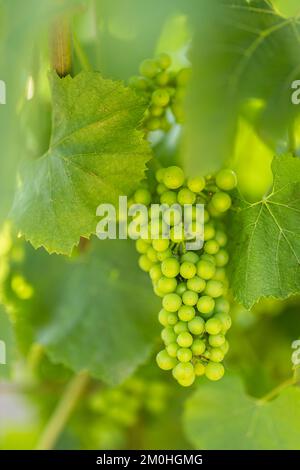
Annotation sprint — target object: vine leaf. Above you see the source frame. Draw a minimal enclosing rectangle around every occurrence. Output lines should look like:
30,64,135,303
229,154,300,308
183,375,300,450
11,71,151,255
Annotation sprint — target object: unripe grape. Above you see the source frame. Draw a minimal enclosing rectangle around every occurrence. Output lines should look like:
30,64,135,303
208,334,225,347
180,261,197,279
204,223,215,241
197,296,215,314
197,260,215,280
215,249,229,267
215,230,227,247
177,331,193,348
187,276,206,293
157,248,172,261
156,350,177,370
172,362,194,381
167,313,178,326
194,362,206,376
140,58,159,78
209,348,224,363
161,327,177,345
152,239,169,252
176,68,192,86
157,276,177,294
205,318,222,335
177,188,196,205
177,348,193,363
192,339,206,356
152,89,170,107
136,238,149,254
171,102,185,123
205,362,224,381
213,267,226,282
157,52,172,70
147,117,161,131
129,75,150,90
161,257,180,278
176,282,187,296
201,254,216,264
215,313,232,331
139,255,153,272
170,225,185,243
158,309,169,326
150,105,164,117
147,246,158,263
156,71,170,86
187,176,206,193
178,305,195,322
220,340,230,355
160,190,177,205
166,342,179,358
153,285,164,297
181,252,199,264
188,316,205,335
134,188,151,206
182,290,198,306
216,169,237,191
157,183,168,195
177,375,195,387
204,240,219,255
211,192,232,213
163,207,182,226
155,168,166,183
149,264,162,281
205,280,223,298
163,293,182,312
214,297,230,314
174,321,188,335
163,166,185,189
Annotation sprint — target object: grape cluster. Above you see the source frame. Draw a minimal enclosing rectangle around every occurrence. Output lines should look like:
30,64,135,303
134,166,237,387
129,53,191,132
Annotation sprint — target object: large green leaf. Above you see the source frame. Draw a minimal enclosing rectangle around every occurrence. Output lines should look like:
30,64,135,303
229,154,300,308
183,0,300,175
11,71,151,255
183,375,300,450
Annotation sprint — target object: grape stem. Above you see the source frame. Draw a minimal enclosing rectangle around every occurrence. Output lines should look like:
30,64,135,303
258,375,297,404
50,15,72,77
35,371,90,450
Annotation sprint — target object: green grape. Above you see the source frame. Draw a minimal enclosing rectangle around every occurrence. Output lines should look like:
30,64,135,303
204,209,210,223
173,361,194,381
194,362,206,376
157,52,172,69
214,297,230,314
163,207,182,226
205,362,224,381
177,331,193,348
209,334,225,347
192,339,206,356
155,168,166,183
220,340,230,355
215,249,229,267
158,309,169,326
215,313,232,331
187,276,206,293
204,280,224,298
163,166,185,189
169,224,185,243
188,316,205,335
149,264,162,281
176,68,192,86
150,105,164,117
176,282,187,296
135,238,149,254
167,313,178,326
174,321,188,335
201,253,216,264
177,348,193,363
171,102,185,123
182,290,198,306
204,223,215,241
197,295,215,314
157,183,168,195
140,58,159,78
197,260,216,280
160,190,178,205
205,318,222,335
187,176,206,193
153,285,164,297
134,188,151,206
161,257,180,278
204,240,219,255
157,248,173,261
211,192,232,213
152,89,170,107
216,169,237,191
209,348,224,363
129,75,150,90
177,188,196,205
162,293,182,312
156,71,170,86
180,261,197,279
138,255,153,272
166,342,179,358
157,276,177,294
152,239,169,252
178,305,195,322
147,246,158,263
213,267,226,281
181,252,199,264
147,117,161,131
215,230,227,247
161,327,177,345
156,350,177,370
